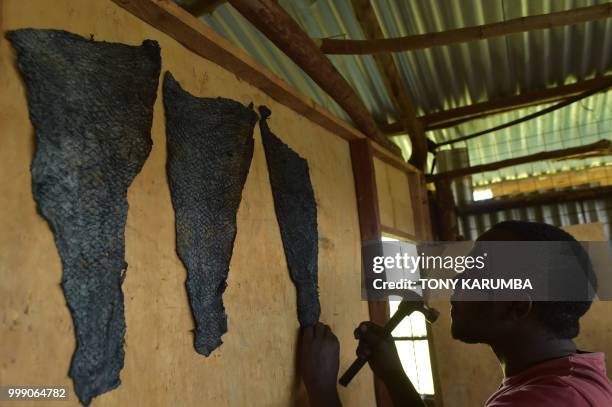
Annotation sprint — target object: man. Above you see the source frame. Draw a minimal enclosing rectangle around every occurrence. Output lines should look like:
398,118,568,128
298,221,612,406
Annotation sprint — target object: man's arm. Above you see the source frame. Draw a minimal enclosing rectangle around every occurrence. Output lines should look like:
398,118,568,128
297,321,425,407
356,322,426,407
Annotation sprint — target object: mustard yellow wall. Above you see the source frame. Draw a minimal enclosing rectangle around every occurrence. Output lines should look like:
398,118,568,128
0,0,375,405
373,157,416,237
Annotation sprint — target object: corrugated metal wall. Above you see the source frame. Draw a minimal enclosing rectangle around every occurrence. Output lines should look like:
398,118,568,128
458,193,612,239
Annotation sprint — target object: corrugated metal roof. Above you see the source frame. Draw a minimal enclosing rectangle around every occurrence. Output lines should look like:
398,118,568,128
201,0,391,122
187,0,611,183
438,91,612,186
372,0,612,114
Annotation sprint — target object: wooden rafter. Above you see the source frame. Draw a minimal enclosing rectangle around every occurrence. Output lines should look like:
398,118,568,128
181,0,226,16
476,165,610,197
428,140,612,182
435,83,611,148
350,0,428,170
227,0,398,153
457,185,612,216
381,75,612,134
318,3,612,54
111,0,404,155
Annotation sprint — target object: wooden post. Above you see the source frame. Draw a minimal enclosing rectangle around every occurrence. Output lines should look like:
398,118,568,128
350,0,428,171
434,180,458,241
349,138,394,407
408,172,433,241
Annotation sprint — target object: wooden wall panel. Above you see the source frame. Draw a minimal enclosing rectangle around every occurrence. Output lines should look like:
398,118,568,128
373,157,395,230
0,1,375,406
428,301,502,407
373,157,416,239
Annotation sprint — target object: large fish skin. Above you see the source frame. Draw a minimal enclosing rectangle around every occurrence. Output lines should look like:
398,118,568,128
7,29,160,405
258,106,320,327
163,72,257,356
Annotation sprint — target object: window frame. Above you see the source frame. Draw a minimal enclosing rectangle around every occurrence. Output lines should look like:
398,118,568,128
382,233,437,397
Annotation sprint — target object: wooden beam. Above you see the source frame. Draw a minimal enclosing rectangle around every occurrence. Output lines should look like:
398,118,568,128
407,172,434,241
475,165,612,197
435,84,611,147
318,3,612,54
381,75,612,134
349,139,394,407
227,0,398,153
428,140,612,182
434,180,459,241
181,0,226,16
111,0,411,158
457,185,612,216
350,0,428,170
371,143,418,174
351,139,384,242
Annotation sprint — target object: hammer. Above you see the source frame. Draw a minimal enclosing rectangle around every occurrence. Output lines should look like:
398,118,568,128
339,299,439,387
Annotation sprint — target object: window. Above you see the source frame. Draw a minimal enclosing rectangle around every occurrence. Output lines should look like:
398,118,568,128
388,300,435,395
473,188,493,201
382,235,435,396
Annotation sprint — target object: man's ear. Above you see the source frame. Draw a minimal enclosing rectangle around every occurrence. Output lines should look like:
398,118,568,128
507,298,533,320
496,299,532,322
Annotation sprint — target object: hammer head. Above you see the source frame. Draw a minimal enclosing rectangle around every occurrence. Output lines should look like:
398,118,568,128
397,299,439,323
421,305,440,323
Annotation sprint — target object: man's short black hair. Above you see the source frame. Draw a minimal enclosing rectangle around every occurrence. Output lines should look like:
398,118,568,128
490,220,597,339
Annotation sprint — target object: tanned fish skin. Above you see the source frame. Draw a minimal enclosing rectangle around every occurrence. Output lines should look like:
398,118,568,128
163,72,257,356
7,29,160,405
258,106,320,327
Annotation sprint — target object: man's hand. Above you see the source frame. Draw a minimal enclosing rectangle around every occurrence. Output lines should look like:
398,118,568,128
298,323,342,407
355,321,425,407
355,321,404,380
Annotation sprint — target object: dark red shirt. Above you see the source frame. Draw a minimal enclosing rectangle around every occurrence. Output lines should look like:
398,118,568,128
486,352,612,406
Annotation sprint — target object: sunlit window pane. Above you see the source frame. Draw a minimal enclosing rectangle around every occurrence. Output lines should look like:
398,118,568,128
389,301,428,338
395,340,435,395
473,188,493,201
409,312,427,337
389,300,413,337
413,340,435,394
395,340,418,385
384,234,434,396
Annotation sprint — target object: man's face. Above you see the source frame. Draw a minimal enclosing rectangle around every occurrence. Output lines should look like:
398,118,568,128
450,228,521,344
450,300,490,343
